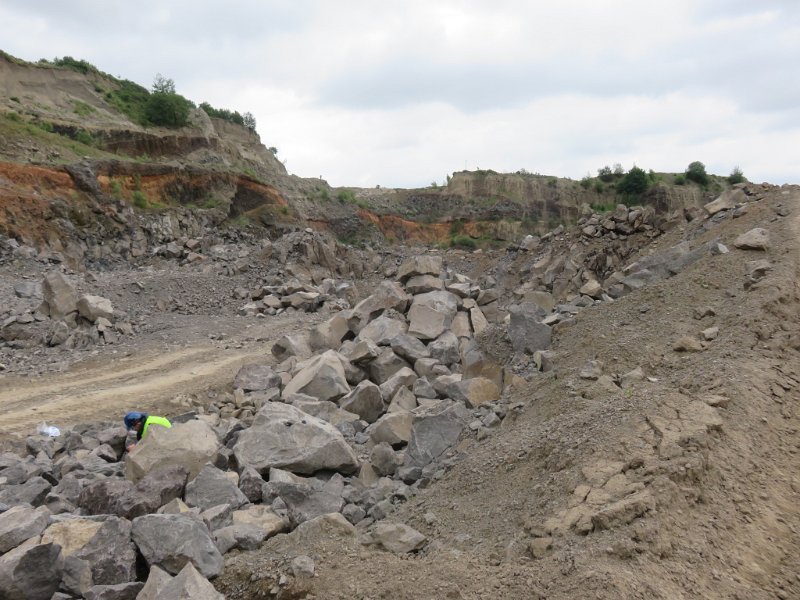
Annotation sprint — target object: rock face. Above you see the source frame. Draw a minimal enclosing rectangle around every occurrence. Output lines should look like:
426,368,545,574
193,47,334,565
233,402,360,476
124,420,221,483
131,514,224,578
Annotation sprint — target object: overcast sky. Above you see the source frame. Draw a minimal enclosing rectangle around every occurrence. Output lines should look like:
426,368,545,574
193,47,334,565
2,1,798,187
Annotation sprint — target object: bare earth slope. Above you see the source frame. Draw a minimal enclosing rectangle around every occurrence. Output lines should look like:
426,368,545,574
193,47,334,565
216,188,800,599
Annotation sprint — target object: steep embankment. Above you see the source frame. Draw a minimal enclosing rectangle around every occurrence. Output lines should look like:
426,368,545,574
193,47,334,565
217,186,800,599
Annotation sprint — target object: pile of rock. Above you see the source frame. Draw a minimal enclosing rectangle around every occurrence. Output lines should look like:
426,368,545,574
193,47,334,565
577,204,658,241
0,254,522,598
236,277,354,316
0,270,131,350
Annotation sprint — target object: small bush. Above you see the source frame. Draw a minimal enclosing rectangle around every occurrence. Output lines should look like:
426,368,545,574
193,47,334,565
728,166,746,184
131,190,148,208
685,161,709,186
580,176,592,190
450,234,477,249
594,181,604,194
10,96,20,103
109,180,122,198
616,166,649,196
73,101,95,116
74,129,93,146
597,166,614,182
674,174,686,185
5,111,21,122
36,121,54,133
337,189,357,204
145,92,191,127
590,202,615,213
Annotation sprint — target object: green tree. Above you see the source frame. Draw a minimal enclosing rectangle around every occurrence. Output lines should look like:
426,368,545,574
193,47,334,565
617,166,649,196
145,92,191,127
685,161,709,186
728,166,746,184
243,112,256,132
597,165,614,182
152,73,176,94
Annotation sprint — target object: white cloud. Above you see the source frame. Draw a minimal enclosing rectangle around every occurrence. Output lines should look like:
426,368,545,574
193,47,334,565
0,0,798,186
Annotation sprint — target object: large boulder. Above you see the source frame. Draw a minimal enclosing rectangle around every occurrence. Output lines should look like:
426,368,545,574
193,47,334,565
734,228,770,250
267,480,345,527
407,291,459,340
231,505,290,537
233,402,359,476
339,380,385,423
397,256,443,282
0,505,49,553
42,271,78,319
704,188,746,215
131,514,223,578
77,295,114,323
348,281,411,333
282,350,350,402
157,562,224,600
0,542,63,600
368,412,414,446
124,420,220,483
42,516,137,586
508,303,552,354
78,466,188,518
356,315,408,346
0,476,51,507
233,364,281,392
83,582,143,599
405,401,471,468
185,465,248,512
447,377,501,408
369,348,412,384
308,314,350,351
389,333,430,362
370,522,427,553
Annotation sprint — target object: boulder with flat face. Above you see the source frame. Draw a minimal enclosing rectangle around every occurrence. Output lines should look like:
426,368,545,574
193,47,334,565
0,542,64,600
507,303,552,354
234,402,359,476
124,420,220,483
77,295,114,323
356,315,408,346
0,505,49,554
348,281,411,333
185,465,249,512
233,364,281,392
42,271,78,319
397,256,443,282
282,350,350,403
339,380,385,423
157,562,224,599
131,514,223,578
405,401,471,468
407,291,459,340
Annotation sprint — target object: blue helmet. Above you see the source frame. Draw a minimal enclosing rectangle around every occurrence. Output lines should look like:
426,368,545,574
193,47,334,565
124,412,146,430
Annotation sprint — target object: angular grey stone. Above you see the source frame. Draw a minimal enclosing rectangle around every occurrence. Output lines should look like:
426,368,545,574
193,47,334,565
41,515,137,586
446,377,501,408
131,514,223,578
271,334,312,362
405,274,444,294
508,303,552,354
397,256,443,282
0,476,51,507
234,402,359,476
378,367,418,402
370,443,399,476
387,386,418,413
213,523,267,554
268,480,345,527
124,420,220,483
185,465,248,512
390,333,431,362
356,315,408,346
733,227,770,250
157,562,224,600
405,402,471,468
77,295,114,323
339,380,385,423
369,348,411,384
407,291,459,340
348,281,411,333
0,505,49,553
134,566,172,600
233,364,281,392
370,522,426,553
200,504,233,531
0,542,63,600
308,313,349,352
367,412,414,447
42,271,78,319
83,581,143,600
238,466,264,503
342,338,380,364
428,331,460,365
282,350,351,402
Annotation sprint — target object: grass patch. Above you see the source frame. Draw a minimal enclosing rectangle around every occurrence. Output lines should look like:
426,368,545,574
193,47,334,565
450,234,477,249
131,190,148,209
590,202,616,213
73,100,96,117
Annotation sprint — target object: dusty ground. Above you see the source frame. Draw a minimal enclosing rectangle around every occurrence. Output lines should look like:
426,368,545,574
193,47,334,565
1,187,798,599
